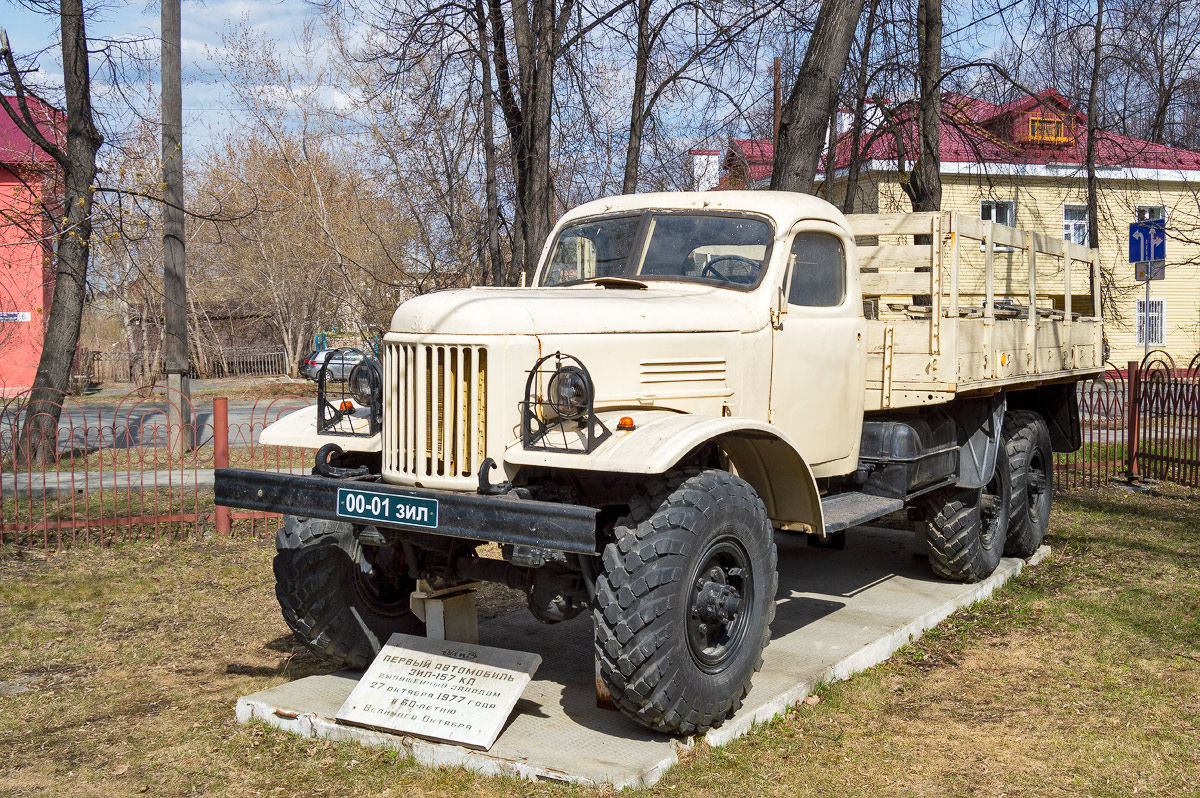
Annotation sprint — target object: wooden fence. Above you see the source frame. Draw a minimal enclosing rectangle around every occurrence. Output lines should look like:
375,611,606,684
75,346,289,385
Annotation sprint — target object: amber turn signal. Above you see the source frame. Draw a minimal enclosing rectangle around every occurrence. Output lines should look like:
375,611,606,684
617,416,635,431
339,400,354,412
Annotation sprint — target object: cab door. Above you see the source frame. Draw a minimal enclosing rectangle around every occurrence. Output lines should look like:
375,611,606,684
769,223,866,474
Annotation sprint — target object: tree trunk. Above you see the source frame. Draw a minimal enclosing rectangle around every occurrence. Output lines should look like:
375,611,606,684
908,0,942,214
1086,0,1103,251
475,0,505,287
841,0,881,214
18,0,102,462
770,0,865,193
622,0,651,194
489,0,574,284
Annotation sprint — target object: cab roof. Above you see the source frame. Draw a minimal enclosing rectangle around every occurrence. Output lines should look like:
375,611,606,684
555,191,854,236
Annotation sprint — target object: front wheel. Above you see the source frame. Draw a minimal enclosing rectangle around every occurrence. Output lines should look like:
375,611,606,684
273,516,424,669
594,469,777,735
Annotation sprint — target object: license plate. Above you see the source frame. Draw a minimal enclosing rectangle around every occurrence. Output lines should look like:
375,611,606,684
335,487,439,529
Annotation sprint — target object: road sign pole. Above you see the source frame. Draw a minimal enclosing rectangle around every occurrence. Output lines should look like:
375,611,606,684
1145,278,1151,358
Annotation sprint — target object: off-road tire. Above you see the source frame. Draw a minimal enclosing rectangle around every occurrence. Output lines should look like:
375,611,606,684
1002,410,1053,557
921,450,1010,582
594,468,778,735
274,516,423,669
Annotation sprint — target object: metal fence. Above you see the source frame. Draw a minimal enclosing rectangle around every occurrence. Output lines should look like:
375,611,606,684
0,387,314,548
1055,351,1200,490
4,355,1197,550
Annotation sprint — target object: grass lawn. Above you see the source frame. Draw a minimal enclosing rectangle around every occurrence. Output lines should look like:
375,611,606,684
0,485,1197,797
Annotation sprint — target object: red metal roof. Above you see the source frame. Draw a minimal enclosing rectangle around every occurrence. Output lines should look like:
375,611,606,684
718,89,1200,185
0,96,62,167
832,89,1200,172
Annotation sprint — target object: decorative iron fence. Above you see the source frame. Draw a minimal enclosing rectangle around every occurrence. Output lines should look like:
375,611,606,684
0,387,313,548
1055,351,1200,490
4,352,1197,550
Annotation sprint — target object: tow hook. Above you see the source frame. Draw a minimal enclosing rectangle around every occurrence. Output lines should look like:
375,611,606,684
477,458,514,495
313,443,370,479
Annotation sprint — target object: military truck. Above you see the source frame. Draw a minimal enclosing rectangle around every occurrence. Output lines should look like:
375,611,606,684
216,191,1103,736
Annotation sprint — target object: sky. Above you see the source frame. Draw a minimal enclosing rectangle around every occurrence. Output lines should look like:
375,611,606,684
1,0,322,146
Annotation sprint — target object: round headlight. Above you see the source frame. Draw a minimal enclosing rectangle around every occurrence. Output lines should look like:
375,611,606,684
348,360,380,405
547,366,589,420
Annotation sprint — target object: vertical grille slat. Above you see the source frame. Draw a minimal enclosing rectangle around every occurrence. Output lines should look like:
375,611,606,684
384,341,488,485
406,344,416,473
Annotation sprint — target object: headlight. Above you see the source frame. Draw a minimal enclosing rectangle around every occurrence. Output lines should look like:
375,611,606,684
348,360,381,405
547,366,590,420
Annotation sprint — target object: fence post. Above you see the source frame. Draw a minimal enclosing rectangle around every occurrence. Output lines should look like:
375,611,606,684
1127,361,1141,481
214,397,231,536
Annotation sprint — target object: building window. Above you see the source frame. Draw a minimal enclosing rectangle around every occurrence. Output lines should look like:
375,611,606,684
1137,298,1165,346
981,199,1016,252
1029,117,1070,142
1137,205,1167,222
981,199,1015,227
1063,205,1089,246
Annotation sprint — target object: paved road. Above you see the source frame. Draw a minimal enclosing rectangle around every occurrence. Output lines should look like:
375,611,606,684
0,465,308,499
2,398,312,451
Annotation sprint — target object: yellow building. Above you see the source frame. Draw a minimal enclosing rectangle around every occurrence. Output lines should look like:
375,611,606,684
721,90,1200,367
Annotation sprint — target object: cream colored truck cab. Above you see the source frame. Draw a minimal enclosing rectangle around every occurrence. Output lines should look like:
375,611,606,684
217,191,1102,737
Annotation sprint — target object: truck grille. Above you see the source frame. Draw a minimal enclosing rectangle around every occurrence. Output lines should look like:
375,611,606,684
383,342,487,482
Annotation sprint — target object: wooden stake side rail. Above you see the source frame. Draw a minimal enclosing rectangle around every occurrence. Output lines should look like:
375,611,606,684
848,211,1104,412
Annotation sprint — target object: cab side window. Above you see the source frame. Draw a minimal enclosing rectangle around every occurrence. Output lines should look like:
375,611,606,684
788,232,846,307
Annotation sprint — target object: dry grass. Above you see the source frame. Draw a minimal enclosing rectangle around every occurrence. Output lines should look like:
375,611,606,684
0,485,1197,797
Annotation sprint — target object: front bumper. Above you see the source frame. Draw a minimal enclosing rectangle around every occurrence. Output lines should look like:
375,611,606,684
214,469,599,555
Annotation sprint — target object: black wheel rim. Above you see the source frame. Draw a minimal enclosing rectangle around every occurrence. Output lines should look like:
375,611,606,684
686,537,754,673
350,544,414,618
1027,450,1048,522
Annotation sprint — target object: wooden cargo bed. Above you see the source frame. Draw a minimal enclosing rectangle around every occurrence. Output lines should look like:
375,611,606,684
847,211,1104,412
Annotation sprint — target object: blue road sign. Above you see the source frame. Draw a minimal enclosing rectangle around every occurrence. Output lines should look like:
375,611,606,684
1129,219,1166,262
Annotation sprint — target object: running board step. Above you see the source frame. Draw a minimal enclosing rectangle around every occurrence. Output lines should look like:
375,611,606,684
821,493,904,534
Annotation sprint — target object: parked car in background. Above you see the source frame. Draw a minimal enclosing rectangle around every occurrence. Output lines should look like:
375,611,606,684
301,350,332,380
298,350,318,376
305,348,365,381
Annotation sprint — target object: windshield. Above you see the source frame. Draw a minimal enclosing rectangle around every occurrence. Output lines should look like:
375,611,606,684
539,212,773,289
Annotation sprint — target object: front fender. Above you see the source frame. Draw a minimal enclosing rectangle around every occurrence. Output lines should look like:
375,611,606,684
504,411,823,533
259,404,381,452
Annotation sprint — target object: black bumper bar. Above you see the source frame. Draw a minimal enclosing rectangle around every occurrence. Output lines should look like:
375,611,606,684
214,468,599,555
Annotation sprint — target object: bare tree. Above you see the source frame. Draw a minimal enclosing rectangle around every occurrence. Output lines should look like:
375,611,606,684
771,0,865,193
907,0,942,214
1,6,102,460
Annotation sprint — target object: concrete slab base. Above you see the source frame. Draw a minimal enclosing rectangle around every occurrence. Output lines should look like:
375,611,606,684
237,527,1050,787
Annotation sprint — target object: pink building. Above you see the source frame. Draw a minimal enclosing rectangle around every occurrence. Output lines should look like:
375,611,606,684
0,97,62,395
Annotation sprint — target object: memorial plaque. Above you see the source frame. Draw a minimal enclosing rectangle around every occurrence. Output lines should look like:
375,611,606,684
335,633,541,750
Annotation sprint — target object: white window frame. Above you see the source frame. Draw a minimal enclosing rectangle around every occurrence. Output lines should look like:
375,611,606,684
980,199,1016,252
1136,205,1167,223
1136,298,1165,346
1063,204,1090,247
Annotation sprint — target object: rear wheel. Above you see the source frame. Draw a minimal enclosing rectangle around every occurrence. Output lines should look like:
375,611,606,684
1002,410,1053,557
594,469,777,735
274,516,423,669
921,448,1010,582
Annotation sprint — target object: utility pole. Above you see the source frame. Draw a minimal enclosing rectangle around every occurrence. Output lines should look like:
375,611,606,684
162,0,191,454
